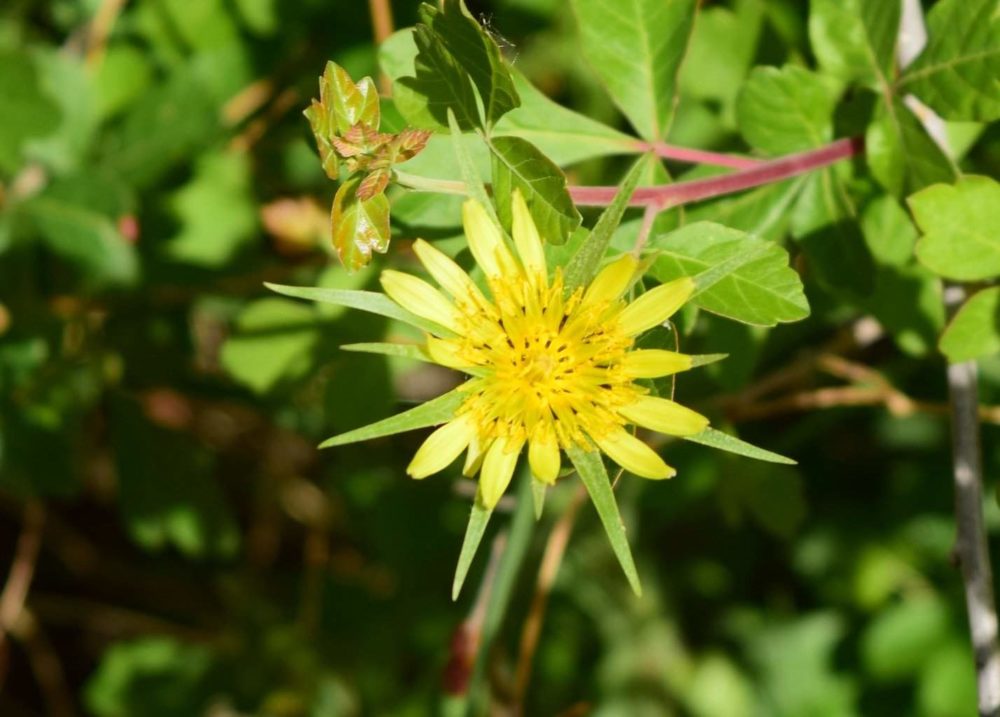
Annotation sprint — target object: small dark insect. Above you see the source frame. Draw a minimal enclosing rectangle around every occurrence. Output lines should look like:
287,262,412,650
478,13,519,63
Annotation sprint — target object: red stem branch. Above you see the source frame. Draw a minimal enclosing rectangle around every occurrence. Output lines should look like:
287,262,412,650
570,137,863,209
638,140,763,169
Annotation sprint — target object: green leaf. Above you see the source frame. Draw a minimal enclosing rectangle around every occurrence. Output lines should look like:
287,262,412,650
265,283,455,336
489,135,582,245
0,49,60,174
85,638,215,717
94,46,153,120
685,178,806,242
647,222,810,326
860,194,919,267
26,49,98,174
861,595,951,680
720,464,807,539
679,1,764,107
808,0,900,87
165,150,257,266
866,97,957,196
570,0,697,140
567,444,642,595
939,287,1000,363
684,427,796,465
898,0,1000,121
911,175,1000,281
564,157,647,290
861,265,945,356
420,1,519,129
22,183,138,289
113,399,239,559
397,18,480,131
101,64,218,189
452,493,493,600
791,168,876,297
736,65,840,154
494,71,636,166
318,387,465,448
219,298,320,394
331,176,391,272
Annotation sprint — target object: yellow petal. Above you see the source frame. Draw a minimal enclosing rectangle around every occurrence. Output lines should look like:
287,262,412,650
412,239,487,307
617,396,709,437
407,415,476,479
463,434,487,476
594,428,675,479
621,349,694,378
580,254,638,309
426,336,470,370
528,430,560,484
462,199,518,279
381,270,461,332
617,277,695,336
479,435,524,508
511,189,546,278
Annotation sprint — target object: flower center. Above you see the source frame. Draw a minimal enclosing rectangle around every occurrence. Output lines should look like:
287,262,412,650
452,275,641,448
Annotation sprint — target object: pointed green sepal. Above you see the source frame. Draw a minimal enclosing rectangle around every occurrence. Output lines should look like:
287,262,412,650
531,479,547,520
689,353,729,368
566,444,642,595
684,427,796,465
319,386,466,448
452,488,494,600
564,155,648,291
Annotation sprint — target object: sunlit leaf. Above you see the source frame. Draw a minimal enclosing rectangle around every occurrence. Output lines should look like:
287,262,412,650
910,175,1000,281
648,222,810,326
570,0,697,140
489,135,581,245
737,65,840,154
808,0,900,87
939,287,1000,363
898,0,1000,121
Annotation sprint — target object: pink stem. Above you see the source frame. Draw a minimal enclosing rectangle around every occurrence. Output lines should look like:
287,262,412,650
571,137,863,209
639,140,763,169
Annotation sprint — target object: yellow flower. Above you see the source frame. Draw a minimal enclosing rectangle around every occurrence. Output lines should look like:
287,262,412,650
381,192,708,509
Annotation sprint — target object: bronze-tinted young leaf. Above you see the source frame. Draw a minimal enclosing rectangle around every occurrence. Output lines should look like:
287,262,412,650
319,62,380,134
390,128,433,163
356,169,390,201
304,100,338,179
330,134,364,158
331,176,391,271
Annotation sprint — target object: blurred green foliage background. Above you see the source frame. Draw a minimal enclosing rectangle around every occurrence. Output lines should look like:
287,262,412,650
1,0,999,715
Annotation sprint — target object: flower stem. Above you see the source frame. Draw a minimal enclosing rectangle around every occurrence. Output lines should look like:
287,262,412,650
395,137,864,210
